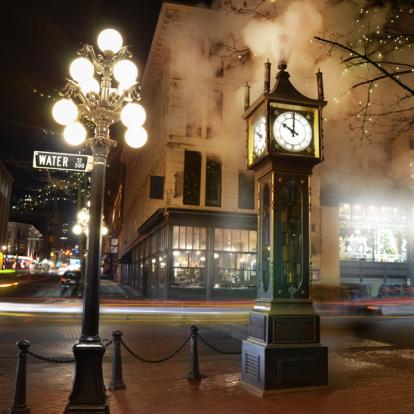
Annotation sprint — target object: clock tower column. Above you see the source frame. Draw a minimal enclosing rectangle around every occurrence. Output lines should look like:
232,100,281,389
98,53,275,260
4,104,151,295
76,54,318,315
241,62,328,395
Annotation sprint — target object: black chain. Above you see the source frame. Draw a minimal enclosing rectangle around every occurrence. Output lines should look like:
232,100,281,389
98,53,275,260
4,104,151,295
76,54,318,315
27,350,75,364
198,334,241,355
26,340,112,363
120,336,190,364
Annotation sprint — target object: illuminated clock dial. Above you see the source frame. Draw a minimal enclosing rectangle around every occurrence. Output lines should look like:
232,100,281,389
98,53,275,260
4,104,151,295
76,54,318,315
254,116,266,157
273,111,312,152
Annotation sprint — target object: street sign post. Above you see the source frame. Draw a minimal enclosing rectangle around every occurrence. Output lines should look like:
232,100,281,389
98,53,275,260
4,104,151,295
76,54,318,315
33,151,93,172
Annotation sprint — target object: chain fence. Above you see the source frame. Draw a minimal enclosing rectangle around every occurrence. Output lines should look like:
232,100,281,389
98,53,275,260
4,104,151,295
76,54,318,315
198,333,241,355
120,335,190,363
26,339,113,364
7,325,243,413
27,350,75,364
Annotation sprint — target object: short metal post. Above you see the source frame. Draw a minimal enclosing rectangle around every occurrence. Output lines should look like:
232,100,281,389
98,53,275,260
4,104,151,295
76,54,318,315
108,330,125,390
188,325,202,380
9,339,31,414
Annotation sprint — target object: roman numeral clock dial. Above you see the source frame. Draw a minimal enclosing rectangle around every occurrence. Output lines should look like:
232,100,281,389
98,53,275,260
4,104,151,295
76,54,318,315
273,111,312,152
254,116,266,157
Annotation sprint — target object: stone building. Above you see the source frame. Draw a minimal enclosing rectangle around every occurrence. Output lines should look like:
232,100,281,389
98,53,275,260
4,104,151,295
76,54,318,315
7,222,43,260
0,162,13,268
115,2,413,299
0,162,13,246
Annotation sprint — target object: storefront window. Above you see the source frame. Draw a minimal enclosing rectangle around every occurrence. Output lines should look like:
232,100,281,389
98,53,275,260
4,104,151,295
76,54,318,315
339,203,407,262
213,227,257,289
172,226,207,288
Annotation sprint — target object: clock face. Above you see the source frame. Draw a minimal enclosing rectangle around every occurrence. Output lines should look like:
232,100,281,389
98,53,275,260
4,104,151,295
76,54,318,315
254,116,266,157
273,111,312,152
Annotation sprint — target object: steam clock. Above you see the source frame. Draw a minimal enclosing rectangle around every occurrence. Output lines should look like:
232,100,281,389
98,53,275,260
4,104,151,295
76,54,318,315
241,62,328,394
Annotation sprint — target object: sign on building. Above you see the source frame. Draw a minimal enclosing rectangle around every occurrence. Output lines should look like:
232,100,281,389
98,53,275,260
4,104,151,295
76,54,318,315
33,151,93,172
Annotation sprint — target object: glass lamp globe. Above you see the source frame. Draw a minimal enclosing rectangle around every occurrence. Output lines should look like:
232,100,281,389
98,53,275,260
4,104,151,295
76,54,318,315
120,103,146,127
72,224,83,235
101,226,109,236
70,57,94,83
113,60,138,89
97,29,123,54
77,209,90,224
125,126,148,148
63,122,87,146
80,77,100,95
52,99,78,126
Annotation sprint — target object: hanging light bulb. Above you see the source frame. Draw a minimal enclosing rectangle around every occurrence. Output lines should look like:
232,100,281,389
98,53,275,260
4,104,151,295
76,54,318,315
77,209,90,224
125,126,148,148
80,77,100,95
97,28,123,54
72,224,83,235
52,99,78,125
70,57,94,83
63,122,87,146
120,103,146,127
101,226,108,236
113,60,138,89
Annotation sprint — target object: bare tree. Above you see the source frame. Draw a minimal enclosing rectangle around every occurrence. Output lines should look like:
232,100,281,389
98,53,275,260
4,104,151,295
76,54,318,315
314,3,413,142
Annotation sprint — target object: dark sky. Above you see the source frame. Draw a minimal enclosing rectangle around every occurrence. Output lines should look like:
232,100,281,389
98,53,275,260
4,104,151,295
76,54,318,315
0,0,211,228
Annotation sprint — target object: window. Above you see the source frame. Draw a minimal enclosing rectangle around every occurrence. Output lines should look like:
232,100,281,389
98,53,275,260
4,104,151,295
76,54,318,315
205,155,221,207
238,171,255,209
207,90,223,138
172,226,207,288
149,176,164,199
183,150,201,205
213,227,257,289
186,84,202,138
339,203,407,262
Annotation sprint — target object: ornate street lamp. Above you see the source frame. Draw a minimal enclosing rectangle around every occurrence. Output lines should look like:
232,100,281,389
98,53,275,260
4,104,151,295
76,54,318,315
52,28,148,413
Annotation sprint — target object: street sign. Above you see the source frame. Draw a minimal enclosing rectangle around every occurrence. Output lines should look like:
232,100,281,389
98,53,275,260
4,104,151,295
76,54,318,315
33,151,93,172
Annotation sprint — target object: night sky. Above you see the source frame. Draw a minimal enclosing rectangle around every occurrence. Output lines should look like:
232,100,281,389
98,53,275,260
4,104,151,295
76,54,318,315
0,0,211,229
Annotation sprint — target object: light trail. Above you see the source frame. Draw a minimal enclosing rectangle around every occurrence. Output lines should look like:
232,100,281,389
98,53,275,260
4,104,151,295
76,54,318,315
0,301,249,316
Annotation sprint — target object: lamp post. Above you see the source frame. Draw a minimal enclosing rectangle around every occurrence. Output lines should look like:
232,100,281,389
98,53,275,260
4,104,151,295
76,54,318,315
1,245,6,270
52,28,148,413
73,207,108,284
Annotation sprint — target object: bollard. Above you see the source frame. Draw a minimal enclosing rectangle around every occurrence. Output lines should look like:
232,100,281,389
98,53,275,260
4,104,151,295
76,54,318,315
187,325,202,380
108,330,126,390
8,339,31,414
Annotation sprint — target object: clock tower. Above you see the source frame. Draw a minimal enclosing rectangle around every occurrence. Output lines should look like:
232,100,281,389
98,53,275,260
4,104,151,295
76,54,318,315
241,62,328,394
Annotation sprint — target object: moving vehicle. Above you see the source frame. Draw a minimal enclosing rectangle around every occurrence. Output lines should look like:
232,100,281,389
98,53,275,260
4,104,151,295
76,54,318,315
60,270,81,288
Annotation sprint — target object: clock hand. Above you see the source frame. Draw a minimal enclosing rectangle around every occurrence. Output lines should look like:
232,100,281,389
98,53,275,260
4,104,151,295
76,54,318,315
292,113,296,134
282,123,298,137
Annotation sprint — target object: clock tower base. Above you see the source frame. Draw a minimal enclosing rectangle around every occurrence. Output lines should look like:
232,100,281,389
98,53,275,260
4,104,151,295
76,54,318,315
241,301,328,394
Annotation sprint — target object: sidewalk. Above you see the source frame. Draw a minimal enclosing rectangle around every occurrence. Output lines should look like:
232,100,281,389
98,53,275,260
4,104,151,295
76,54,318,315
2,320,414,413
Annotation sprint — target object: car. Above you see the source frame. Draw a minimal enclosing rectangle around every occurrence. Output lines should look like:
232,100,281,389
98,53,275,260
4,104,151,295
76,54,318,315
60,270,81,288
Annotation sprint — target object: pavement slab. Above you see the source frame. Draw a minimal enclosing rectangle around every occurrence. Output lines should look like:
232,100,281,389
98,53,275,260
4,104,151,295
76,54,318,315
1,317,414,413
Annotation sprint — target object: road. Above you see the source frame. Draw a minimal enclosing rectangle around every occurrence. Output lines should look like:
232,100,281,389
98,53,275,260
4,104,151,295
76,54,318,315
1,274,414,413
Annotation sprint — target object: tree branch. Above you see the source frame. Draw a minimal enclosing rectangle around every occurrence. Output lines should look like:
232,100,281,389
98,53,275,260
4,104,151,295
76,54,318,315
314,36,414,95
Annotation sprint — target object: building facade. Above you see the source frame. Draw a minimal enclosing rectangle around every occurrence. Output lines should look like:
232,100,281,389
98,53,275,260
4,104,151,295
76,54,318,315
7,222,43,261
116,2,414,299
0,162,13,269
0,162,13,245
